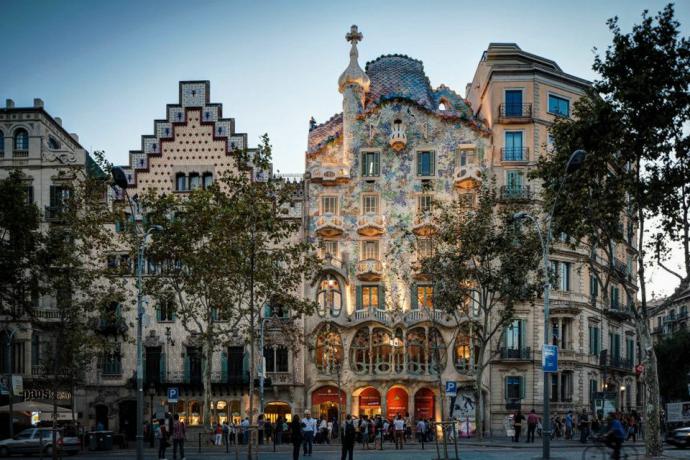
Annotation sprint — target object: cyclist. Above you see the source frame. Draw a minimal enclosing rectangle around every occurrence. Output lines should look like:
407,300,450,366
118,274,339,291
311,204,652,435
605,412,626,460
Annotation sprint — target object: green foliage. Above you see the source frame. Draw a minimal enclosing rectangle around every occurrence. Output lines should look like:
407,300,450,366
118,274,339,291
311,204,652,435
655,329,690,402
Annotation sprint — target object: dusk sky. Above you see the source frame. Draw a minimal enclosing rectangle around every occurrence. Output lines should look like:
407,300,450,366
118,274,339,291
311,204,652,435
3,0,688,297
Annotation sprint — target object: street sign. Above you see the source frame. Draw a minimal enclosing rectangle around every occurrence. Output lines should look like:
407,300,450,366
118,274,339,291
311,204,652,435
542,344,558,372
445,381,457,397
167,387,179,403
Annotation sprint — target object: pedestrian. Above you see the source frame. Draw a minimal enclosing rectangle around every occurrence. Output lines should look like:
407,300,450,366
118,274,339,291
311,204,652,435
222,420,229,446
265,418,273,444
171,413,186,460
291,415,304,460
319,416,329,444
626,414,637,442
416,418,425,443
393,413,405,449
565,411,574,440
605,413,626,460
302,410,316,456
258,414,265,445
214,422,222,446
579,409,590,443
276,416,284,445
360,416,370,450
327,418,333,442
341,415,355,460
513,410,524,442
157,418,169,460
241,417,249,444
527,409,538,443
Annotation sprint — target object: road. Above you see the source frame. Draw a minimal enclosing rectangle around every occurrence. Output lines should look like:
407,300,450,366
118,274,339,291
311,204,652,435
22,441,690,460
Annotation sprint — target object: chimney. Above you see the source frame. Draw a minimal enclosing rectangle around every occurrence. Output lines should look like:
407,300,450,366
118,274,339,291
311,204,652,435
70,133,79,142
33,98,44,108
54,117,62,126
5,99,14,109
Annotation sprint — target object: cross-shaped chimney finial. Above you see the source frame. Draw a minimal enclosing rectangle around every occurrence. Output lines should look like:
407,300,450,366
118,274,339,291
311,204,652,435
346,25,363,45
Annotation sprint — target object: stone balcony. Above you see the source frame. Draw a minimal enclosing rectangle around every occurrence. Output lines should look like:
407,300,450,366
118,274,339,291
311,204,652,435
356,259,383,281
357,214,385,237
412,214,436,236
315,214,344,237
310,165,350,186
349,307,392,324
403,308,454,326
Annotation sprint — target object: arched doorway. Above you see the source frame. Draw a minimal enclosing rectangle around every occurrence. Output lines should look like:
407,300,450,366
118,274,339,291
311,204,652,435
311,386,344,421
356,387,381,417
119,401,137,440
385,387,408,419
265,401,292,423
414,388,435,421
95,404,109,430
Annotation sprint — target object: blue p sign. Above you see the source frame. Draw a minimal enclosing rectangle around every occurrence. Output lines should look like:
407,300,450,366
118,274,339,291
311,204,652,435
167,387,179,403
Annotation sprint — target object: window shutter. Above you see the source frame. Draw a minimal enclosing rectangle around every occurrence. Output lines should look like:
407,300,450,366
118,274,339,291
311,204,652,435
519,319,526,349
374,152,380,175
221,351,228,383
361,153,366,176
159,352,166,382
184,355,190,384
356,285,363,310
417,153,422,175
171,306,176,322
411,283,418,310
378,285,386,310
156,306,161,322
431,151,436,175
520,376,526,399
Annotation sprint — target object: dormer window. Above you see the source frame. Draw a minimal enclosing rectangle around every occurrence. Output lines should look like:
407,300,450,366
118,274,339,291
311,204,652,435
47,136,60,150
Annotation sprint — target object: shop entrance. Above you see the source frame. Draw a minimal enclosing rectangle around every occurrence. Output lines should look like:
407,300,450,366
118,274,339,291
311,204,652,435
356,387,381,417
311,386,344,421
119,401,137,440
385,387,408,419
265,401,292,423
414,388,435,421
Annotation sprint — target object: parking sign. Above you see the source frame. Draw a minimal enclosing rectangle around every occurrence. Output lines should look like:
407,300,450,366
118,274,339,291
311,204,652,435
445,381,457,397
167,387,179,403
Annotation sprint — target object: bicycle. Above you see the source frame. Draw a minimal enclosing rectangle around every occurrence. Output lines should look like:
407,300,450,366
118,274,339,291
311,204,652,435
581,435,639,460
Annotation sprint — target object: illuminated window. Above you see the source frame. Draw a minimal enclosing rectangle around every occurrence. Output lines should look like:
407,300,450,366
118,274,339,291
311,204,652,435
317,275,342,317
417,285,433,309
361,240,379,260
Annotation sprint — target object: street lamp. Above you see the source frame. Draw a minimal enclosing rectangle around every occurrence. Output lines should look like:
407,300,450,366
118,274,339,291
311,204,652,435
111,166,163,460
512,150,586,460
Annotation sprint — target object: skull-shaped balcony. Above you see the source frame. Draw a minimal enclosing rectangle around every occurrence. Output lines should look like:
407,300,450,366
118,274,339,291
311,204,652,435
357,214,385,237
455,149,482,190
310,165,350,186
315,215,344,238
412,214,437,236
356,259,383,281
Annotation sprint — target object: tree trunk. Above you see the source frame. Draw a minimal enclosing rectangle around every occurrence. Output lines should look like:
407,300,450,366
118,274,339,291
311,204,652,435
203,332,213,427
248,322,255,460
475,364,485,440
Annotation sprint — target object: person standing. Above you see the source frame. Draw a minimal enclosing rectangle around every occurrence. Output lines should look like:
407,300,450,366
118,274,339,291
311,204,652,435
240,417,249,444
565,411,574,440
291,415,304,460
171,413,186,460
222,420,229,446
393,414,405,449
341,415,355,460
302,411,316,456
526,410,538,443
579,409,590,443
258,414,265,445
360,416,370,450
157,418,169,460
513,410,524,442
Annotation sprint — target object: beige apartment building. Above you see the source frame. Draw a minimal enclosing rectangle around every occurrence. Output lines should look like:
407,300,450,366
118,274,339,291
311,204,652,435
649,287,690,343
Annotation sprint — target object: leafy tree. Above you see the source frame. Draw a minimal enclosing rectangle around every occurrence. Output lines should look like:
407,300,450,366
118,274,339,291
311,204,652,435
655,329,690,402
143,135,318,449
534,5,689,455
422,179,542,440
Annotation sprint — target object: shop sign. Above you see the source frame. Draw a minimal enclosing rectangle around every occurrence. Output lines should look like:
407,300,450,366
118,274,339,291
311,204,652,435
359,387,381,407
22,388,72,401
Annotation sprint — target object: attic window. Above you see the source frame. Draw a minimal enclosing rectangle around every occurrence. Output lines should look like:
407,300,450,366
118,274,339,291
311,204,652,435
439,102,447,111
47,136,61,149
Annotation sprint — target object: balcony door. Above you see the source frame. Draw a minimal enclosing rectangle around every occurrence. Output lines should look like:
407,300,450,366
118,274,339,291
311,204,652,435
505,90,523,116
186,347,202,385
504,132,524,161
145,346,162,385
227,346,245,383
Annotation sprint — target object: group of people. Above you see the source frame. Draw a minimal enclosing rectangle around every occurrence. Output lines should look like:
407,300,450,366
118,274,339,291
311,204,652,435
143,413,187,460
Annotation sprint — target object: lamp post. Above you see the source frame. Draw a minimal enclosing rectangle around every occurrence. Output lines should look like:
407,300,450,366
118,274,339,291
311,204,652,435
512,150,586,460
111,166,163,460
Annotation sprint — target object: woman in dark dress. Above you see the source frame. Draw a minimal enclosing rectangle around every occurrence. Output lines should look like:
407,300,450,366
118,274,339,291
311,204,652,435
291,415,303,460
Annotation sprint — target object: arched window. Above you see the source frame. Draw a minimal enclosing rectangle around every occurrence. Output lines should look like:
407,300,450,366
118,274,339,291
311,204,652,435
454,332,478,372
189,173,201,190
372,328,392,374
175,173,186,191
438,102,447,111
14,128,29,151
316,275,342,317
202,172,213,189
350,328,370,374
314,329,343,374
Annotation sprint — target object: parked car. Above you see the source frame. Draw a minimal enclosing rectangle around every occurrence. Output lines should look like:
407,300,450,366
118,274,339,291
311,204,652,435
667,426,690,449
0,427,79,456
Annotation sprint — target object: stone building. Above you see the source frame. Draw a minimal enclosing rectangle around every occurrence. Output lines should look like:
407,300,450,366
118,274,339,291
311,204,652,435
0,98,103,430
648,287,690,343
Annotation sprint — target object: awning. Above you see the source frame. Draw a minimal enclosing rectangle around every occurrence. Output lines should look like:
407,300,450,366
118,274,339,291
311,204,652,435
0,401,72,414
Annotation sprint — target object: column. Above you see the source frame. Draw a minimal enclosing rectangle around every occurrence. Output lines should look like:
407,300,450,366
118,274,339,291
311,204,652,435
368,326,373,375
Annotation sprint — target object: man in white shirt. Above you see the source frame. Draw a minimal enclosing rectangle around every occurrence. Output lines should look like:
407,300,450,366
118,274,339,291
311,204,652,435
303,411,317,456
416,419,426,443
394,414,405,449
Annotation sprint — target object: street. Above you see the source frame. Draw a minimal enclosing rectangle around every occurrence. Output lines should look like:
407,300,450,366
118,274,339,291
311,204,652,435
21,441,690,460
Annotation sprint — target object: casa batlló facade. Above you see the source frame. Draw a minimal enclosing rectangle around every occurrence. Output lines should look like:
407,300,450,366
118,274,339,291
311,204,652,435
0,26,640,437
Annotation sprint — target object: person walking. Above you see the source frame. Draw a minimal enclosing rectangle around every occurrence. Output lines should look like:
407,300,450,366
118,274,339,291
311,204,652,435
157,418,169,460
302,410,316,456
526,410,538,443
222,420,229,446
258,414,265,445
394,414,405,449
341,415,356,460
291,415,304,460
579,409,590,443
513,410,524,442
171,413,186,460
240,417,249,444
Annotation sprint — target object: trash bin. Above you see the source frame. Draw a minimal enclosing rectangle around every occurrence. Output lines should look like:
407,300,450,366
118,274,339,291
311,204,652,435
89,431,113,450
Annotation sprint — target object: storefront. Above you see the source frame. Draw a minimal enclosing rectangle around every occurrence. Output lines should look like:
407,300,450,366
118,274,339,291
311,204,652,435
414,388,435,421
385,387,408,419
265,401,292,423
357,387,381,417
311,386,344,420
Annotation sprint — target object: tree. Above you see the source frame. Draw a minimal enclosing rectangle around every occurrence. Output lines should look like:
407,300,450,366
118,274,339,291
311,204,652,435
422,179,541,440
655,329,690,402
143,135,318,453
534,5,690,455
35,158,124,460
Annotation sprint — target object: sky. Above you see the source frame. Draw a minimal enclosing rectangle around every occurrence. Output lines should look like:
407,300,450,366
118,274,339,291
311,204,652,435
3,0,689,298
